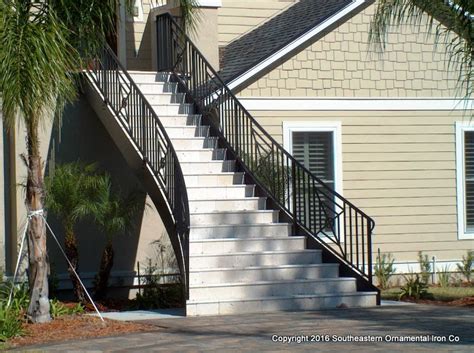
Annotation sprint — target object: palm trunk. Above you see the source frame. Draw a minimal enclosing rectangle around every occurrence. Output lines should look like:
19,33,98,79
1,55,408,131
25,124,51,323
64,228,86,304
94,240,114,300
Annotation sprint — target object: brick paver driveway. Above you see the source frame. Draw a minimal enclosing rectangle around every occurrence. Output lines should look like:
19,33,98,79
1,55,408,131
13,304,473,352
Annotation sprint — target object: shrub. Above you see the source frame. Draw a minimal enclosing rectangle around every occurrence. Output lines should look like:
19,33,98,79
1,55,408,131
0,303,23,342
0,282,28,342
50,299,84,319
457,251,473,283
417,251,431,284
437,265,451,288
374,249,395,289
399,273,432,300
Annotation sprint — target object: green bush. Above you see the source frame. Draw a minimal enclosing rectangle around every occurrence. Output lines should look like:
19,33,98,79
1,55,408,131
0,282,28,342
374,249,396,289
0,302,23,342
417,251,431,284
399,273,432,300
437,265,451,288
457,251,473,283
50,299,84,319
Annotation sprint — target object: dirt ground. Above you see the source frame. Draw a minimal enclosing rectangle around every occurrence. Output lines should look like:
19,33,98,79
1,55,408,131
7,315,156,348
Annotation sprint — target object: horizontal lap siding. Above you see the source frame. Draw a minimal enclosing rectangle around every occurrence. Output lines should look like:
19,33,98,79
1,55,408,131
247,109,472,262
218,1,296,46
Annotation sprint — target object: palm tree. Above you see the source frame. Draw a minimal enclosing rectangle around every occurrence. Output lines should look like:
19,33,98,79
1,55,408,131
369,0,474,98
45,162,108,304
0,0,199,323
92,179,143,300
0,1,78,323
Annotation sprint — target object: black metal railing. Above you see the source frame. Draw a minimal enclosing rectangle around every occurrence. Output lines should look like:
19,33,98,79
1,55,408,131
156,13,375,285
86,44,190,297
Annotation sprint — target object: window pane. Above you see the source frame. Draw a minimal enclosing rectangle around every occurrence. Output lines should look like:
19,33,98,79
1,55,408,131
292,131,335,233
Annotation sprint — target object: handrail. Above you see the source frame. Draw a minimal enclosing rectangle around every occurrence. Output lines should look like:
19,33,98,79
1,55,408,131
86,43,190,298
156,13,375,285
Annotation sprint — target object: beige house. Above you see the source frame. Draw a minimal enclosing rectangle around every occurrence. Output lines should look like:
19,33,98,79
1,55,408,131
1,0,473,306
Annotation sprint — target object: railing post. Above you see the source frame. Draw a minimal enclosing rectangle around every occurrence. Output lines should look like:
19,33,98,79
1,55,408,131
142,100,147,160
234,103,239,155
367,221,373,284
291,161,297,234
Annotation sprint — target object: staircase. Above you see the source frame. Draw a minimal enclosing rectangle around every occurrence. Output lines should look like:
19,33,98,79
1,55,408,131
84,13,379,317
128,71,377,316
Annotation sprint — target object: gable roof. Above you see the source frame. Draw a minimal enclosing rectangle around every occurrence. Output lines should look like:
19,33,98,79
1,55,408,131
219,0,371,91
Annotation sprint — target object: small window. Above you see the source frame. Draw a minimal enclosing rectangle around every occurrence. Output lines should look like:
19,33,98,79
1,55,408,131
455,122,474,239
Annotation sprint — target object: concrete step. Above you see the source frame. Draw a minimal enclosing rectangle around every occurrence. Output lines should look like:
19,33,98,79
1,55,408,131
176,149,226,162
190,210,278,225
190,223,291,239
145,92,185,104
129,71,171,83
136,82,179,94
189,263,339,285
184,172,245,187
181,160,235,174
187,185,254,199
159,114,202,126
189,236,305,255
189,249,322,269
151,103,194,115
171,137,219,150
166,125,210,138
186,292,378,316
189,198,266,212
189,278,357,301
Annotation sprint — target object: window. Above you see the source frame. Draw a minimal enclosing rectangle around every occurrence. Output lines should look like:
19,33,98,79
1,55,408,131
456,122,474,239
283,122,343,235
292,131,335,190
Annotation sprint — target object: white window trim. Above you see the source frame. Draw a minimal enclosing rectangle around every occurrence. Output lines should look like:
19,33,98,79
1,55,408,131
283,121,343,197
455,122,474,239
283,121,344,241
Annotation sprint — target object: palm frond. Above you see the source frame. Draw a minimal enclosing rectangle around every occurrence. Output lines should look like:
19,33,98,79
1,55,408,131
0,0,78,129
179,0,201,34
369,0,474,99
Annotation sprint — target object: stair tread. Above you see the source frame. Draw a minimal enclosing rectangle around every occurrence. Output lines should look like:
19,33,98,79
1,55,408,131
190,195,261,199
187,291,378,304
190,236,304,242
189,263,336,272
189,249,321,257
189,277,355,289
191,210,276,215
191,222,287,228
187,185,252,189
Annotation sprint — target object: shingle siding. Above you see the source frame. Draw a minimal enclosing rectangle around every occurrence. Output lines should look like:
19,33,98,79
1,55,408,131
239,4,460,97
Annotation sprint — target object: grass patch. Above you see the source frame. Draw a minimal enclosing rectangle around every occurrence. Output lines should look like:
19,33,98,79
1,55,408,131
382,285,474,302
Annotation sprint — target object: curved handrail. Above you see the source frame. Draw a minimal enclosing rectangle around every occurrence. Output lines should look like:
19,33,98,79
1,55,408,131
86,43,190,297
157,13,375,284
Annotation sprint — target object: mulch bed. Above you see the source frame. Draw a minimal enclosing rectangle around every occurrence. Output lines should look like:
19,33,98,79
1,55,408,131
400,296,474,307
7,315,156,348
